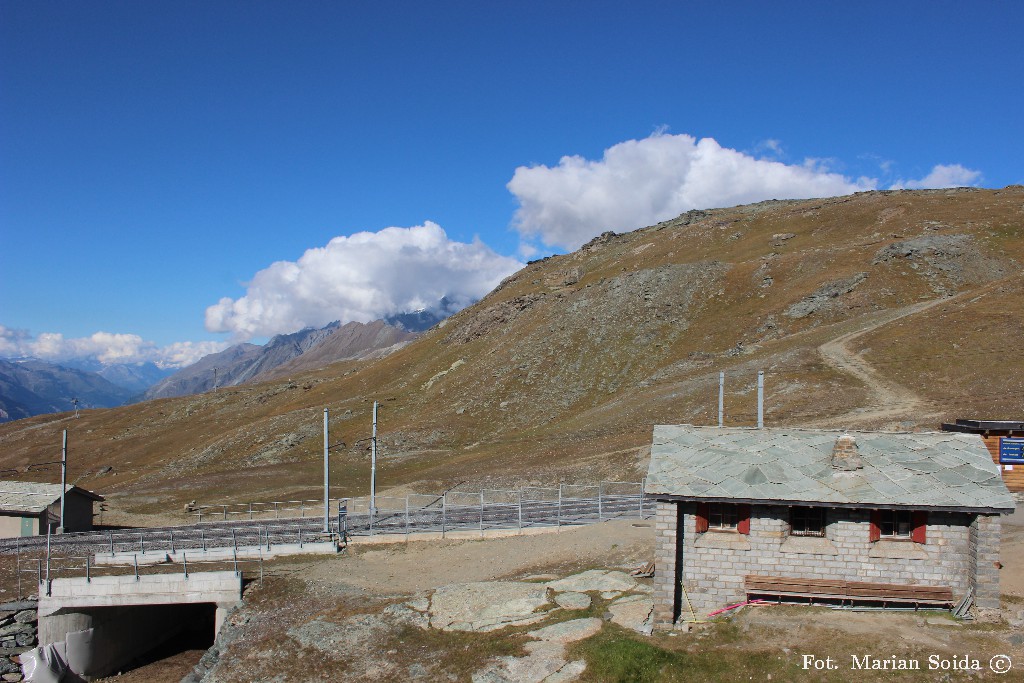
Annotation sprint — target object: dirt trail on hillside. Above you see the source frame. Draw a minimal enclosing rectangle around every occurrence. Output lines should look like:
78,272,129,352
814,296,955,429
813,277,1017,429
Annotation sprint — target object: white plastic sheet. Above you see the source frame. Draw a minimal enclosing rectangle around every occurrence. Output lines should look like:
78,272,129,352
19,642,68,683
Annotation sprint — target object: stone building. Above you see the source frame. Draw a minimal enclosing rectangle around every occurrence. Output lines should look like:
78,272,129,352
645,426,1015,626
0,481,104,537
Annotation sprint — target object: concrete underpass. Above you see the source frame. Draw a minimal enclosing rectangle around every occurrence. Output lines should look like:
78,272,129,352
36,572,241,680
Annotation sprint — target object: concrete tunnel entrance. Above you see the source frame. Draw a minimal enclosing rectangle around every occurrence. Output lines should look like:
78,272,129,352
38,603,216,679
126,603,216,673
36,571,243,680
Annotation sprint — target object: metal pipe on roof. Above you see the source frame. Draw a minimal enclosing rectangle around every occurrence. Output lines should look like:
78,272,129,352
757,371,764,429
718,372,724,427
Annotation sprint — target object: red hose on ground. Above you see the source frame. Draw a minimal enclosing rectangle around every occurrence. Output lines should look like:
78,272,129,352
706,599,771,617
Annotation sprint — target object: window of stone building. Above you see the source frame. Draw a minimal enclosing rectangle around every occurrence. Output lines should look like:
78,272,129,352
695,502,751,534
869,509,927,543
879,509,913,538
708,503,740,530
789,506,827,537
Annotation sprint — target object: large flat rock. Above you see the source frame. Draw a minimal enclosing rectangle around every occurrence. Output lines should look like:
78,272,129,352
553,592,591,610
430,581,550,632
529,618,602,644
607,595,653,635
472,641,586,683
545,570,636,594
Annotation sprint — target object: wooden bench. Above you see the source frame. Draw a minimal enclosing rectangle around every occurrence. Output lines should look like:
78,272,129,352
745,575,954,607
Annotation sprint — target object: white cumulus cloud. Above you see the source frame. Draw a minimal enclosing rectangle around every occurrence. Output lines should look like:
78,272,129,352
152,341,231,368
205,222,524,340
891,163,983,190
507,132,879,250
0,325,226,369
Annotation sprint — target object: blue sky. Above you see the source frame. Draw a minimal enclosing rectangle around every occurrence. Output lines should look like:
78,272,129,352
2,2,1021,366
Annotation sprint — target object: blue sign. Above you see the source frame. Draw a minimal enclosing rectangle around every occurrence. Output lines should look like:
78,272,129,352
1001,438,1024,464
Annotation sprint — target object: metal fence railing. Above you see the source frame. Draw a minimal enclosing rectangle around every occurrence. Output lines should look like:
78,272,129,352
334,480,651,539
189,497,348,523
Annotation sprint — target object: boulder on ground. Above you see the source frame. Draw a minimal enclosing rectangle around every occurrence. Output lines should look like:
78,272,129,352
430,582,549,632
545,570,636,594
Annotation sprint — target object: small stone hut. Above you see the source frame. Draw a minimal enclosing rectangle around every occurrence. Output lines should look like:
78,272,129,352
645,426,1015,626
0,481,104,537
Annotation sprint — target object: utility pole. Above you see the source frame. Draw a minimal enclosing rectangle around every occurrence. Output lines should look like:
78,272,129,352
59,430,67,532
323,408,330,533
370,401,378,524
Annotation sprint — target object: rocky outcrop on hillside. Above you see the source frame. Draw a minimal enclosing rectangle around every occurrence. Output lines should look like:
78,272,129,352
871,233,1006,294
785,273,868,319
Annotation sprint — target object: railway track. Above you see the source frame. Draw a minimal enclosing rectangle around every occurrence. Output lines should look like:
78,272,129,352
0,493,651,558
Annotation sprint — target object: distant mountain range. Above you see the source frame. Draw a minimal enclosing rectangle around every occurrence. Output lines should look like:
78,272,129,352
62,359,175,394
0,302,453,421
0,358,142,421
141,317,427,401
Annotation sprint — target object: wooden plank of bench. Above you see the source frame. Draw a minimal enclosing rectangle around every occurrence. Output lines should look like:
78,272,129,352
745,575,953,603
746,575,948,593
747,578,848,591
746,589,952,604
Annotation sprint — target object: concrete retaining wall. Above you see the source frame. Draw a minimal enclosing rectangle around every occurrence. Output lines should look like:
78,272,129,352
92,541,338,566
38,571,243,615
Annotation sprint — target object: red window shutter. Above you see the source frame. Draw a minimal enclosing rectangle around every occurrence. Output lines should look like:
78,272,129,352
869,509,881,542
737,504,751,535
695,502,709,533
911,511,927,544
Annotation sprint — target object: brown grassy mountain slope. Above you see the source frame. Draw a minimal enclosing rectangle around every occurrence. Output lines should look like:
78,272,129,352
1,187,1021,517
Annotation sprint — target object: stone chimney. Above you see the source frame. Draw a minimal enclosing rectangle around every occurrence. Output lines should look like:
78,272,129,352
831,433,863,471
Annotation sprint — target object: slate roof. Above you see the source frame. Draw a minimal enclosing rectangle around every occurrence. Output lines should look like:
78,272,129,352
645,426,1016,512
0,480,104,515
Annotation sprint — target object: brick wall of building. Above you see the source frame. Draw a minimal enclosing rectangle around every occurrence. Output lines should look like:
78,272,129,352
678,503,977,616
652,500,679,627
969,513,1002,615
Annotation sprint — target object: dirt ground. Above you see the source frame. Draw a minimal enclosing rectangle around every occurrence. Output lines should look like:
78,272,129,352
289,507,1024,599
92,520,654,682
298,520,656,593
95,507,1024,682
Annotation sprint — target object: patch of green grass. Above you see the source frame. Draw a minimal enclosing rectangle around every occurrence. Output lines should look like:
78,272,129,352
570,624,796,682
575,628,675,682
